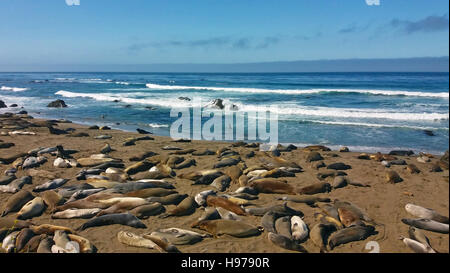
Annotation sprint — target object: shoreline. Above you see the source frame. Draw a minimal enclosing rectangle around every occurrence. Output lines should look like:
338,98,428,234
1,112,449,253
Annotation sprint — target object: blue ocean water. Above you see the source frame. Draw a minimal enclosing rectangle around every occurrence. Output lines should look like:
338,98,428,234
0,72,448,154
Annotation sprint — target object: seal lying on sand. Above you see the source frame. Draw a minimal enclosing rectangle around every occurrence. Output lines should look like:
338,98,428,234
1,190,34,217
267,232,308,253
405,203,449,224
328,225,376,250
401,218,449,234
193,219,263,238
77,213,147,230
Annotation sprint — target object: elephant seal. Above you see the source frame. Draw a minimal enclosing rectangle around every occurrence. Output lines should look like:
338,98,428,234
33,178,69,192
267,232,307,253
0,219,33,241
328,225,376,250
385,171,402,183
37,236,54,253
124,160,154,175
261,210,290,233
180,170,223,185
2,231,20,253
0,176,32,193
117,231,163,252
401,218,449,234
275,216,292,239
249,179,296,194
160,196,197,218
0,175,16,185
142,234,181,253
15,228,35,252
196,207,221,223
400,236,435,253
277,195,331,206
53,230,71,249
338,207,363,227
96,197,149,216
30,224,76,235
77,213,146,230
408,226,435,253
52,208,102,219
406,164,421,174
291,216,309,241
147,193,188,205
315,213,344,230
17,197,46,220
130,203,165,219
405,203,449,224
332,176,347,189
1,190,34,217
193,219,263,238
125,188,177,198
206,195,246,216
195,190,217,206
68,234,96,253
65,188,105,203
41,190,64,213
147,230,204,245
224,165,242,184
310,223,335,253
333,200,376,224
297,182,331,195
216,207,241,221
211,175,231,192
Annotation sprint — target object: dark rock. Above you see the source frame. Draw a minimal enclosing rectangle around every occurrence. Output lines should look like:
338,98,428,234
88,125,99,130
424,130,435,136
178,97,191,101
0,100,7,108
47,99,67,108
18,110,28,115
211,99,225,110
9,104,18,108
100,126,111,130
306,152,323,162
389,150,414,156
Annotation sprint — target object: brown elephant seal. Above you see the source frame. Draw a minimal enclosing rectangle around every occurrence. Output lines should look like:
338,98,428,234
0,219,33,241
249,179,296,194
30,224,76,235
238,175,249,187
385,171,402,183
147,229,206,245
314,213,344,230
277,195,331,206
1,190,34,217
338,207,363,227
310,223,335,253
68,234,96,253
41,190,64,213
77,213,147,230
224,165,242,184
96,197,149,216
206,195,246,216
267,232,308,253
20,234,46,253
297,182,331,195
15,228,35,252
142,234,181,253
37,236,54,253
406,164,421,174
124,160,154,175
160,196,197,218
211,175,231,192
328,225,376,250
146,193,188,205
193,219,263,238
117,231,163,252
130,203,165,219
125,188,177,198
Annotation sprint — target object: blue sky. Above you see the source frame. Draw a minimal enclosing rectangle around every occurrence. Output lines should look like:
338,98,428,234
0,0,448,66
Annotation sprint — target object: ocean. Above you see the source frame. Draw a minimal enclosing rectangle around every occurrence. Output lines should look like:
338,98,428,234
0,72,448,154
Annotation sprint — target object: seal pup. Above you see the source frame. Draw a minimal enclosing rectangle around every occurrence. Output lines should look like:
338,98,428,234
193,219,263,238
159,196,197,218
77,213,147,230
338,207,364,227
328,225,376,250
401,218,449,234
291,216,309,241
117,231,164,252
267,232,307,253
405,203,449,224
206,195,246,216
1,190,34,217
17,197,46,220
129,203,165,219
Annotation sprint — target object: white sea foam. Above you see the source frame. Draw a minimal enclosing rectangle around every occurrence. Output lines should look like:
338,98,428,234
299,120,448,131
148,123,169,128
55,90,449,121
145,83,449,98
0,86,29,92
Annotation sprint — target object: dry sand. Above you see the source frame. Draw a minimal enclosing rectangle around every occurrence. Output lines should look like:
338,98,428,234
0,114,448,253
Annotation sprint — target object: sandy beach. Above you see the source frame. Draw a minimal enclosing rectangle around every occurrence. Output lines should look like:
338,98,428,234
0,112,448,253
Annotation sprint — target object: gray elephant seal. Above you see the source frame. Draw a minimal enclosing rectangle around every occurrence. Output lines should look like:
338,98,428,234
328,225,376,250
275,216,292,239
37,236,55,253
77,213,147,230
15,228,35,252
17,197,46,220
33,179,69,192
405,203,449,224
117,231,163,251
1,190,34,217
401,218,449,234
160,196,197,218
147,193,188,205
277,195,331,206
267,232,308,253
408,226,435,253
146,230,204,245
